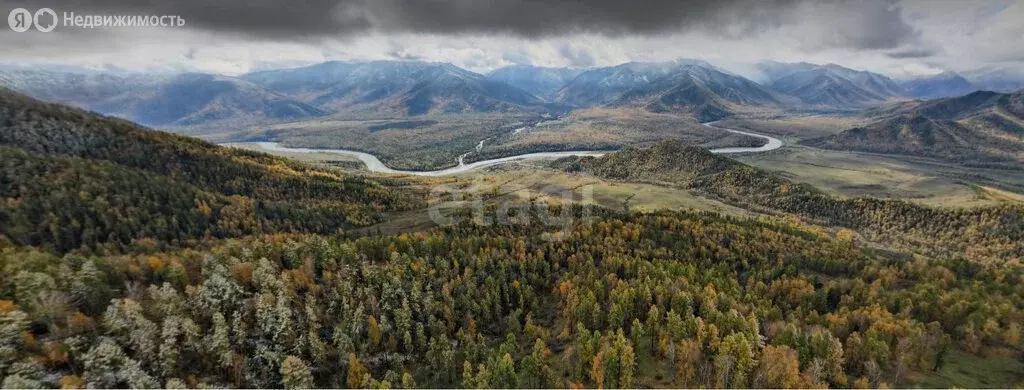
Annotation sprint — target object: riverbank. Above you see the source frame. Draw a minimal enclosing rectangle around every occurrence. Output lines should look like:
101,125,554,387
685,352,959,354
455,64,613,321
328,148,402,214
225,122,784,176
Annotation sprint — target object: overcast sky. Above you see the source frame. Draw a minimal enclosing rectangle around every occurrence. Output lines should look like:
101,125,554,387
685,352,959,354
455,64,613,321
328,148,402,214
0,0,1021,79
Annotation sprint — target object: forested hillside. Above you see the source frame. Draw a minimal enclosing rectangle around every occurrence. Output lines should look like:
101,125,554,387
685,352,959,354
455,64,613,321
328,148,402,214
0,88,423,253
1,208,1021,388
558,140,1024,263
0,71,330,128
0,90,1021,389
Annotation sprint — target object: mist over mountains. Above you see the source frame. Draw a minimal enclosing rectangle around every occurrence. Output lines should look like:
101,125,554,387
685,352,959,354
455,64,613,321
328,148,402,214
901,72,978,100
0,59,1021,129
243,61,550,116
485,65,583,100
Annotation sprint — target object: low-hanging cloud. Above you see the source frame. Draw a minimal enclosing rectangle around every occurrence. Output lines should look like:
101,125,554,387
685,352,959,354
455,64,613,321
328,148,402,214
0,0,920,51
1,0,1018,78
787,1,920,51
885,47,938,59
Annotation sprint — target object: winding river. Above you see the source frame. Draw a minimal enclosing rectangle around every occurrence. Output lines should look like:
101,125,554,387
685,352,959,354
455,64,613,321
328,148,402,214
232,121,782,177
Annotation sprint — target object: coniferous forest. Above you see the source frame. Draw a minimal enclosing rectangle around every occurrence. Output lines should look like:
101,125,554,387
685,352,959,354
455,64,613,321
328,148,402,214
0,89,1022,388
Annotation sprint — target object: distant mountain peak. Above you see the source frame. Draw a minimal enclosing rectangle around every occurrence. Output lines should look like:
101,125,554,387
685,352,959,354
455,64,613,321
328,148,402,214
605,62,786,121
900,71,978,99
430,62,483,80
765,62,907,108
240,60,547,116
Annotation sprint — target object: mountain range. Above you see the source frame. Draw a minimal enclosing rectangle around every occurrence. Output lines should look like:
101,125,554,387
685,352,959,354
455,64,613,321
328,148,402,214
0,70,328,128
1,59,1020,129
242,61,549,116
606,63,793,121
900,72,978,100
757,62,907,108
804,90,1024,163
552,60,712,107
96,73,330,127
962,66,1024,93
0,62,553,128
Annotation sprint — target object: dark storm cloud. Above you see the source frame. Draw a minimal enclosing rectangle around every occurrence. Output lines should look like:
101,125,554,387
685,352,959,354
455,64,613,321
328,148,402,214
0,0,920,50
357,0,800,37
0,0,364,38
818,1,920,50
885,47,937,59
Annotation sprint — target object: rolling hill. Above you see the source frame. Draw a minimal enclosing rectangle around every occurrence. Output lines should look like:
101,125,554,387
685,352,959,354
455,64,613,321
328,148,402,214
557,139,1024,261
804,90,1024,162
0,87,420,252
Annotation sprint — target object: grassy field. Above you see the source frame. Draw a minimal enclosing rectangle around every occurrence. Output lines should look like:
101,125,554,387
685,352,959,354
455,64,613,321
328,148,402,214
231,131,1024,212
470,108,759,163
456,166,756,217
203,113,533,170
337,158,759,236
213,140,761,234
715,115,1024,208
906,348,1024,388
732,145,1024,208
357,174,756,239
714,115,869,141
221,103,1024,213
203,108,766,171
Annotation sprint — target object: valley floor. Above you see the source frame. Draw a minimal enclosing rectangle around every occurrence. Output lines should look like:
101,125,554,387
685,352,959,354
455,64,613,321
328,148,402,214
202,109,768,171
235,120,1024,211
733,145,1024,209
